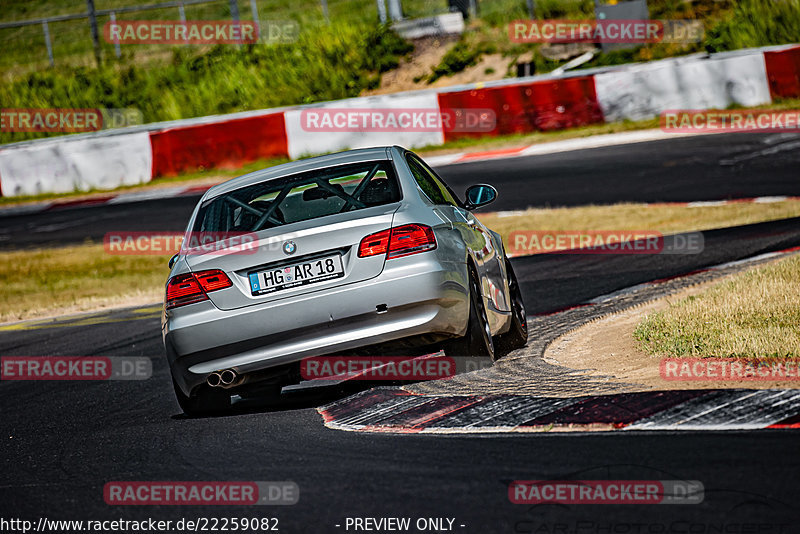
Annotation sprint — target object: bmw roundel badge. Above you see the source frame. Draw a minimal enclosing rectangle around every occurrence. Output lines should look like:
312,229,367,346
283,241,297,255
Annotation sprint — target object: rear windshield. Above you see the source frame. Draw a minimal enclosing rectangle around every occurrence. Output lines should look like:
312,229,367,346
193,161,401,233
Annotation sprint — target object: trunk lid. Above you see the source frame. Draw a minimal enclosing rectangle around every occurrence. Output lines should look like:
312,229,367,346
185,204,400,310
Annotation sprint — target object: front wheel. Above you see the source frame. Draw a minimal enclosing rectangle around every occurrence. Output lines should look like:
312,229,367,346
496,259,528,355
445,268,495,360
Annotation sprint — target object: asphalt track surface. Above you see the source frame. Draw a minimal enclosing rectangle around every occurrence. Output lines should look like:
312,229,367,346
2,133,800,530
2,131,800,250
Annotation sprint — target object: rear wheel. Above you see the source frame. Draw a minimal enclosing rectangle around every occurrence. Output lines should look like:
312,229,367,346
172,379,231,417
496,259,528,355
445,268,495,360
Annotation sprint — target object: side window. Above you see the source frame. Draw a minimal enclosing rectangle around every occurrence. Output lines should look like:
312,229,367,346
407,155,457,206
407,157,447,205
415,157,460,207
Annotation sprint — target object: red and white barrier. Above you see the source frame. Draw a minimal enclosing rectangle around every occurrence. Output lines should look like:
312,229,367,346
0,132,152,197
436,75,605,142
283,92,444,160
764,45,800,99
150,111,287,177
0,44,798,198
594,52,772,122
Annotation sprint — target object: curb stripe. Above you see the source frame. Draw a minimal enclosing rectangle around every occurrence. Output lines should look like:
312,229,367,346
319,388,800,434
428,396,583,429
520,390,710,428
318,387,410,423
380,396,484,429
317,245,800,434
455,147,527,162
625,390,800,431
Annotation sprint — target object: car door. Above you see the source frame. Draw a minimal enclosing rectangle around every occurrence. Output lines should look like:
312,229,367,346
406,154,510,321
452,206,510,315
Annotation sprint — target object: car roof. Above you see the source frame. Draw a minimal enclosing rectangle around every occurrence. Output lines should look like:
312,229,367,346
203,146,403,200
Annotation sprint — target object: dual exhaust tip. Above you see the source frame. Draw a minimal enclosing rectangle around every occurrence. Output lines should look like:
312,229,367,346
207,369,239,388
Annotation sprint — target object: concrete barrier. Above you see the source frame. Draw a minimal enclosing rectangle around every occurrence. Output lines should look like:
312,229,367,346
0,132,152,197
594,53,772,122
1,45,799,197
283,92,444,160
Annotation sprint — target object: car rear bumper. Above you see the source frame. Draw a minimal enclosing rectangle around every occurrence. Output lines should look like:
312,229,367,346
164,257,469,396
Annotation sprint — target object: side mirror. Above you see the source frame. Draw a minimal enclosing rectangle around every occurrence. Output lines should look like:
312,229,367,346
463,184,497,210
168,254,179,269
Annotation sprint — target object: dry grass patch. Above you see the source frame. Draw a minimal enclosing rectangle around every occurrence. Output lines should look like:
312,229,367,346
0,244,167,323
3,199,800,323
634,254,800,359
478,200,800,255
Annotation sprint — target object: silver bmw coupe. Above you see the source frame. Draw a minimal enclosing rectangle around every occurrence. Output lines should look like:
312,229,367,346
162,146,527,415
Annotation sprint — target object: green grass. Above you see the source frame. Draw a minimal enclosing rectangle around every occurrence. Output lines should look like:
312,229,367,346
0,0,430,73
0,21,413,144
485,0,800,76
634,255,800,359
1,0,798,146
422,39,497,83
407,0,753,85
705,0,800,52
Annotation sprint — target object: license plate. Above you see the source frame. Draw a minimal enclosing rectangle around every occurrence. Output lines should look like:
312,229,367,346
249,254,344,295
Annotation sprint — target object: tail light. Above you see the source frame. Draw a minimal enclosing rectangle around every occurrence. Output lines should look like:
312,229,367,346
358,229,391,257
195,269,233,292
358,224,436,259
387,224,437,259
166,269,232,309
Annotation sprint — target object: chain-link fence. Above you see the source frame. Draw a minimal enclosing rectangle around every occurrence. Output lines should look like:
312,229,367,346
0,0,462,71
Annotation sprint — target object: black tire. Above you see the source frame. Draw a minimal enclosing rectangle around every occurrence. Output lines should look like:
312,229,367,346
172,378,231,417
445,267,495,360
496,259,528,354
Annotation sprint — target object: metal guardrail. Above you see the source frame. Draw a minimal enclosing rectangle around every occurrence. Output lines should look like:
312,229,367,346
2,0,456,69
0,0,223,29
1,0,446,69
0,0,270,67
